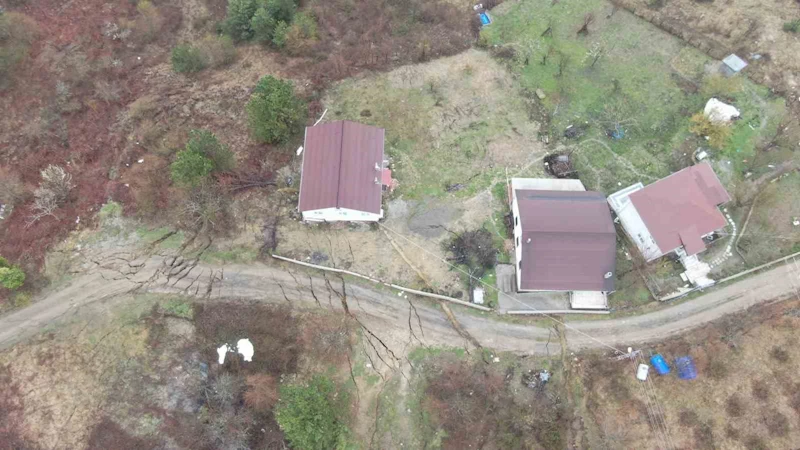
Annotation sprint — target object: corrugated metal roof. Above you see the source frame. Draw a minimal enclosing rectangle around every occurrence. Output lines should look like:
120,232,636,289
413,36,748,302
298,121,385,214
629,162,730,256
516,190,616,292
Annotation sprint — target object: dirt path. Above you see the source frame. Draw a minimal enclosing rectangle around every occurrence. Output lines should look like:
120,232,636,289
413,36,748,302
1,252,798,355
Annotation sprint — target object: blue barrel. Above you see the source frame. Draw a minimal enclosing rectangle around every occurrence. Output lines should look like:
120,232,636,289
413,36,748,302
650,354,670,375
675,356,697,380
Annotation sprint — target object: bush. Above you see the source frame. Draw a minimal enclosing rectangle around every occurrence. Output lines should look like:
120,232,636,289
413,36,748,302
689,113,731,150
251,7,276,43
134,0,164,43
171,129,234,185
275,375,349,450
246,75,306,144
266,0,297,24
222,0,297,42
198,35,236,68
222,0,259,41
0,12,38,91
171,44,207,73
170,150,214,186
185,129,236,172
284,11,317,55
446,228,497,278
0,265,25,290
784,20,800,33
272,20,289,47
0,167,26,208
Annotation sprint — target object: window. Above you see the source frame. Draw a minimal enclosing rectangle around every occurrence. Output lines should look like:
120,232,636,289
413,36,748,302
516,236,519,247
515,216,518,227
518,261,522,271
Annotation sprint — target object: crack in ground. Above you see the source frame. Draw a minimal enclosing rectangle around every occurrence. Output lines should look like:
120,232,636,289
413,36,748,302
306,274,322,308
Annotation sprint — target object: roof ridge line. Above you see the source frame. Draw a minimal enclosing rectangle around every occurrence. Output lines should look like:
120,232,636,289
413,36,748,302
334,121,345,209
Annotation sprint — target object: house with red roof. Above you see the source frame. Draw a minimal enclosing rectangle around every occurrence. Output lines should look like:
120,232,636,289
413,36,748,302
298,121,389,222
607,162,731,263
511,178,617,309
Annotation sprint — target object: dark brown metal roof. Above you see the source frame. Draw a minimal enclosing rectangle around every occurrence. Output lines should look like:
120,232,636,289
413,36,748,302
516,190,616,292
298,121,385,214
629,162,730,256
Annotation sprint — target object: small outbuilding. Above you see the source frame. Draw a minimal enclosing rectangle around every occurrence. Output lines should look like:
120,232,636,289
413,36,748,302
298,121,387,222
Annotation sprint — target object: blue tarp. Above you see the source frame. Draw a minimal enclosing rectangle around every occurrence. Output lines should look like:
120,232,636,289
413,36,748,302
479,12,491,26
650,354,670,375
675,356,697,380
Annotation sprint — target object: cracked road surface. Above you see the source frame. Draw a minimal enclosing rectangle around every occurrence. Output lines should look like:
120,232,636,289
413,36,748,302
1,254,798,354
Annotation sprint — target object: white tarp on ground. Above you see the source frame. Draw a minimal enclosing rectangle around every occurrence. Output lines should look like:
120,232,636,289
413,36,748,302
217,338,255,364
704,98,740,124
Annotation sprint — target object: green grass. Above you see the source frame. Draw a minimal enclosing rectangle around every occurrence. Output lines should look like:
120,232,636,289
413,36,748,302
482,0,785,195
136,227,184,248
199,246,259,264
738,173,800,265
161,297,193,319
325,51,546,199
408,346,468,364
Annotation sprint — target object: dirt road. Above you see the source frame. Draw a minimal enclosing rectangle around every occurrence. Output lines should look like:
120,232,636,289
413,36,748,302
1,252,798,355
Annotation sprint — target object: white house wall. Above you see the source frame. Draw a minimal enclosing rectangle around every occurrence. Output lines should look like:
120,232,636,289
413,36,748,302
608,184,663,261
302,207,383,222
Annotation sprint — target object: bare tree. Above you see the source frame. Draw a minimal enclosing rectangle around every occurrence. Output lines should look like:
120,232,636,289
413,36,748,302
27,165,74,227
577,13,595,35
180,183,231,234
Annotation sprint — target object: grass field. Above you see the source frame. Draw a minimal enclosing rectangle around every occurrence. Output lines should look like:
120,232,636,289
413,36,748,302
738,173,800,265
325,50,548,199
482,0,786,194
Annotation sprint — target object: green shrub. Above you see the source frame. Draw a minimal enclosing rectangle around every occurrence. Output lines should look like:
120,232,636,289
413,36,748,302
265,0,297,24
0,266,25,290
12,292,31,307
784,20,800,33
275,375,349,450
186,129,236,172
246,75,306,144
171,129,235,185
171,150,214,186
162,298,193,318
283,11,317,54
222,0,259,41
0,256,9,268
251,7,276,43
272,20,289,47
171,44,207,73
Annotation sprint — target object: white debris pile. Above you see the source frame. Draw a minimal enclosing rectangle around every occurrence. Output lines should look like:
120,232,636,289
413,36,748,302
703,98,740,124
216,338,255,364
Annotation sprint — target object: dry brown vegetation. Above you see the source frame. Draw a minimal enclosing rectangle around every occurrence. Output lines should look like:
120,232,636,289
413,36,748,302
580,297,800,449
0,0,476,307
0,297,359,449
417,354,570,450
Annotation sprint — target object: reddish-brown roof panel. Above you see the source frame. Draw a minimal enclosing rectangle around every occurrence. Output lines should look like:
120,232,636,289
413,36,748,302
298,121,384,214
516,190,616,291
298,122,343,212
338,121,384,213
629,162,730,256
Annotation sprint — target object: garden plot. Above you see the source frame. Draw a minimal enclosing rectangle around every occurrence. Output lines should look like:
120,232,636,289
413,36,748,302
483,0,786,195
